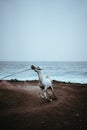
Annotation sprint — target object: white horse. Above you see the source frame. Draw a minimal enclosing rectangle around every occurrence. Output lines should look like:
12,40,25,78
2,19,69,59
31,65,57,101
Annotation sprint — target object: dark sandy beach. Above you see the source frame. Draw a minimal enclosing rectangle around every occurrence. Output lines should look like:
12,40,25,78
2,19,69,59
0,80,87,130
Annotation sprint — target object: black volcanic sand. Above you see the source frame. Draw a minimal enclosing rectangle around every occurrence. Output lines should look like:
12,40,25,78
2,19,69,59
0,80,87,130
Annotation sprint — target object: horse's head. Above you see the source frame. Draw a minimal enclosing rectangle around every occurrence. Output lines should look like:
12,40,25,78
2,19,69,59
31,65,42,72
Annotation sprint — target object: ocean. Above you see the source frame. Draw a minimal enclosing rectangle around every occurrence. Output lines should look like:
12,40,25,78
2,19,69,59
0,61,87,84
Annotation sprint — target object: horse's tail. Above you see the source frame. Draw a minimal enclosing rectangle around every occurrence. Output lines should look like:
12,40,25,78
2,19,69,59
45,74,53,83
45,74,49,79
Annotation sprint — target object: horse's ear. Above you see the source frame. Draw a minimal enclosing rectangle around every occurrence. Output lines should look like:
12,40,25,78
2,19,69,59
37,66,40,70
37,66,43,70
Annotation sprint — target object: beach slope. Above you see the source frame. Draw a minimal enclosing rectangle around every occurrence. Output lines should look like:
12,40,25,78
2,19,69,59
0,80,87,130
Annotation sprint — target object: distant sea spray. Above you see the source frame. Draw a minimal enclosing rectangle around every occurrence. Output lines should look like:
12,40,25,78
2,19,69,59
0,61,87,84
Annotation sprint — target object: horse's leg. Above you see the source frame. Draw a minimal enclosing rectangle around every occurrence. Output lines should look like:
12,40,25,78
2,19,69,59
39,89,49,100
43,89,52,101
43,91,48,100
51,86,57,99
46,90,53,101
39,88,48,100
40,88,52,102
39,89,45,99
46,89,52,99
39,93,44,99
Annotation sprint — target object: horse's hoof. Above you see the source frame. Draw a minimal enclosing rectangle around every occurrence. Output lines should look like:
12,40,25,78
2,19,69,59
46,99,52,102
53,97,58,100
49,99,52,102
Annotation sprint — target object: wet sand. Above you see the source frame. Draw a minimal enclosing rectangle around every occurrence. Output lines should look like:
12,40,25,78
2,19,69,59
0,80,87,130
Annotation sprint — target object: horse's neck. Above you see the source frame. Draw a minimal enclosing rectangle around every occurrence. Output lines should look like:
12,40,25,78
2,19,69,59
37,71,44,84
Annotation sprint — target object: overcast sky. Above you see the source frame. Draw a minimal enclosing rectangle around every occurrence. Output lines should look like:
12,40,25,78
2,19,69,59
0,0,87,61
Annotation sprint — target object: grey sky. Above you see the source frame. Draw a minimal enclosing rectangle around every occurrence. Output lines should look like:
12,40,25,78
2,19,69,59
0,0,87,61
